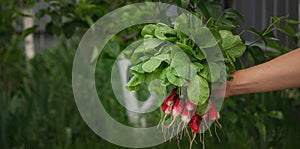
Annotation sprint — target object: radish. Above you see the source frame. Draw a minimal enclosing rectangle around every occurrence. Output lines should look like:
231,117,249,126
208,100,222,142
179,107,192,140
162,101,168,113
164,106,173,115
172,97,184,117
189,113,202,149
168,96,184,127
160,101,175,126
160,88,178,127
190,114,201,133
209,101,220,121
186,99,196,111
181,107,191,124
164,88,178,106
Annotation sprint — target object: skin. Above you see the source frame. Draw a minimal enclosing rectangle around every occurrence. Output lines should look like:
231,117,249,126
226,48,300,97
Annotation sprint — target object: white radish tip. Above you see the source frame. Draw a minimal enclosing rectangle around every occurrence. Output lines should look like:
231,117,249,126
165,107,172,114
186,99,196,111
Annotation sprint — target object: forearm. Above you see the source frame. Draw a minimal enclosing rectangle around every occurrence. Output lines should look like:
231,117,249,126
227,48,300,97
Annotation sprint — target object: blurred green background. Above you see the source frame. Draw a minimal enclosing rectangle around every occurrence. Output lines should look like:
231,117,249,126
0,0,299,149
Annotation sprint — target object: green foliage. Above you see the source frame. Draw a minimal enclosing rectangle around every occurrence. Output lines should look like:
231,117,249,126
0,0,300,149
126,9,246,110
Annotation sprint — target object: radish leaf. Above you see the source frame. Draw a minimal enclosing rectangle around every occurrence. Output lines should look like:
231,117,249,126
166,67,186,86
187,75,209,105
142,57,162,73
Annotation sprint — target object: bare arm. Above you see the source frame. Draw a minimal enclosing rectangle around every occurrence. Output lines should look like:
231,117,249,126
226,48,300,97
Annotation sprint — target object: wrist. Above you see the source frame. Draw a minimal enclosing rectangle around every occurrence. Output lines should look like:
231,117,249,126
226,69,252,97
225,80,234,97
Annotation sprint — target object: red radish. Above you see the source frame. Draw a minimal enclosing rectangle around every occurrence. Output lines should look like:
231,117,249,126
164,90,177,106
162,88,178,113
165,106,173,115
179,107,191,139
162,101,168,113
172,97,184,117
189,114,202,149
208,100,222,141
181,107,191,124
190,114,201,133
186,99,196,111
160,106,173,128
209,101,220,121
202,112,208,119
201,112,208,124
160,88,178,127
168,97,184,127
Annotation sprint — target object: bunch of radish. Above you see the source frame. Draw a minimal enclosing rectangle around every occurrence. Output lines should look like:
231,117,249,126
160,87,222,148
125,8,247,149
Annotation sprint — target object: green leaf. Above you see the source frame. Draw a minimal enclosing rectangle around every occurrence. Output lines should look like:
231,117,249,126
266,41,289,54
22,25,38,38
174,14,189,34
14,10,33,18
199,63,210,82
199,62,220,82
209,62,220,82
193,27,218,48
62,21,77,38
198,0,211,19
181,0,190,8
247,46,267,65
175,42,195,57
187,75,210,105
127,75,141,87
144,35,153,39
255,122,267,143
144,67,164,85
278,26,298,43
195,101,210,115
154,23,176,40
219,30,239,48
148,79,166,95
85,16,94,27
102,40,121,58
224,8,245,22
195,49,206,60
267,110,284,120
219,30,246,59
226,44,246,58
187,75,201,104
154,54,170,63
278,26,296,36
130,43,159,64
90,46,99,63
193,62,204,72
141,24,157,36
202,46,224,62
126,74,144,91
143,38,164,49
130,63,145,74
142,57,162,73
171,51,196,80
209,28,222,44
271,16,281,25
165,67,186,86
285,19,300,25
